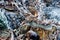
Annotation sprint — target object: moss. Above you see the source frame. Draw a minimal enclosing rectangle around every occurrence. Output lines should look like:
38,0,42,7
0,19,7,30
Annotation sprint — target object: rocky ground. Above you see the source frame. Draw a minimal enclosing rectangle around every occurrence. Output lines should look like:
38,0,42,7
0,0,60,40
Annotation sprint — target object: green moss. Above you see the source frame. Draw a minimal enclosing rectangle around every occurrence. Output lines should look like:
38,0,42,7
0,19,7,30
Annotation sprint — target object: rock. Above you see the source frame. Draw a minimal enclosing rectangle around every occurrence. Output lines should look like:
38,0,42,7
5,5,17,11
17,34,24,40
0,30,10,40
28,6,38,17
44,0,52,3
25,0,37,7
